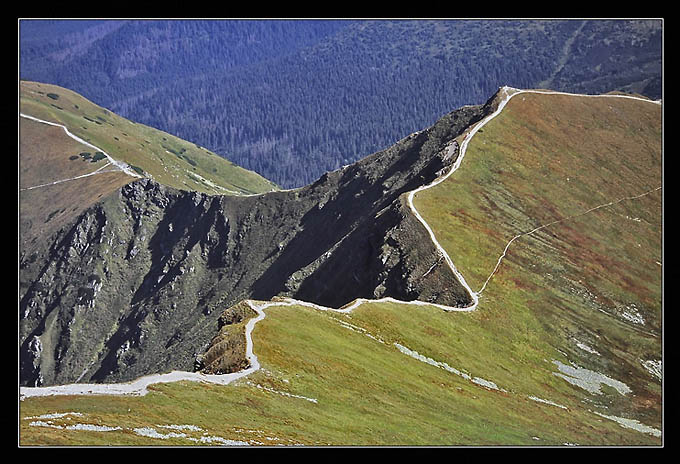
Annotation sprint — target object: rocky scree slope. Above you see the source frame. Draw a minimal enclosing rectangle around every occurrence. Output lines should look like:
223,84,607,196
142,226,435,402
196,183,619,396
19,98,493,387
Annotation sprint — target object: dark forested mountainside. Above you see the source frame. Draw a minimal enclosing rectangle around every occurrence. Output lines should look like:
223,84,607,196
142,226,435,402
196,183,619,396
19,19,662,188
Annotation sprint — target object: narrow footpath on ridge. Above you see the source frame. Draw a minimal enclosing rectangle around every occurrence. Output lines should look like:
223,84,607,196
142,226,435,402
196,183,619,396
19,87,662,399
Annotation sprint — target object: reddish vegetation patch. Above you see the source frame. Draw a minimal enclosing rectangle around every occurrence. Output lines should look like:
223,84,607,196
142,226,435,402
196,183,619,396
507,273,538,292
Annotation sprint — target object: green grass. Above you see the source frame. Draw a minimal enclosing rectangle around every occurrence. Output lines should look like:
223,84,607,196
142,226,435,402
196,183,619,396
19,300,659,446
20,80,279,196
413,91,662,429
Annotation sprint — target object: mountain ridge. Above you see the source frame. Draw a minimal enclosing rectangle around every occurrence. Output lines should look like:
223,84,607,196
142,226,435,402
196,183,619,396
19,80,278,195
19,86,663,446
19,80,278,261
19,86,498,387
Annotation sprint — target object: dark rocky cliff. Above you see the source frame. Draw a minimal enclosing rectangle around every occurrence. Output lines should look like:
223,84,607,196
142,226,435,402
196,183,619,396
19,99,492,387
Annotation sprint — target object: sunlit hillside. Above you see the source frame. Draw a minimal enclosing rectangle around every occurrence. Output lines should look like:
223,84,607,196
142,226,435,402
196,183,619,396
20,81,278,196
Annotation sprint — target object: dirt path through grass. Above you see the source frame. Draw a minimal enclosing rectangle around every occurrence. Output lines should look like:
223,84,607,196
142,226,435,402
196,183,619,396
409,86,661,303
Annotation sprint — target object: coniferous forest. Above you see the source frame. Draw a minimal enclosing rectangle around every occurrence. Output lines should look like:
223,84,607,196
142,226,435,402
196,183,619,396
19,19,662,188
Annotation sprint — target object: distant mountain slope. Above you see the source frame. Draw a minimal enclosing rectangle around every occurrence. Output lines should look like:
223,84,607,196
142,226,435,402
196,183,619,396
19,19,662,188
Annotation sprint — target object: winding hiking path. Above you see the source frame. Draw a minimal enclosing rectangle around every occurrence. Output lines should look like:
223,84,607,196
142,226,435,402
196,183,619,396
19,87,662,399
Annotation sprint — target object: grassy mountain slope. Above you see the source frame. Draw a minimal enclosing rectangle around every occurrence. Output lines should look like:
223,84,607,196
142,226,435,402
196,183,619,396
20,81,278,195
18,298,660,446
18,90,662,446
19,114,132,253
413,90,662,435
